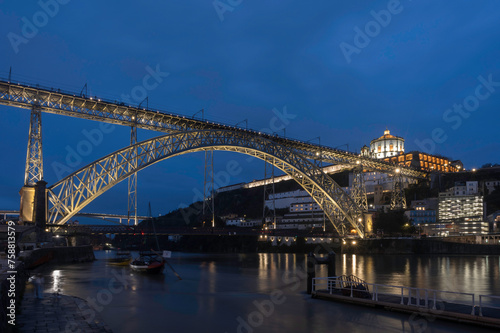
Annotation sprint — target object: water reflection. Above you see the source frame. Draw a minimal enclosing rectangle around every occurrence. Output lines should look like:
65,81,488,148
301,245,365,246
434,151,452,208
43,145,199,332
51,270,61,294
34,252,500,333
336,254,500,296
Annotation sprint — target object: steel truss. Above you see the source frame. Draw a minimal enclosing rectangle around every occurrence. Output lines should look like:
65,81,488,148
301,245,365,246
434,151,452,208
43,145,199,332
0,80,426,180
390,170,407,210
46,130,365,237
127,126,138,225
262,161,276,229
203,149,215,227
24,104,43,185
350,166,368,212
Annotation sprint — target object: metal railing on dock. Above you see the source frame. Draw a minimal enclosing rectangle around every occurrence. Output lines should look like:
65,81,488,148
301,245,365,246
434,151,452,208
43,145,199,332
312,276,500,322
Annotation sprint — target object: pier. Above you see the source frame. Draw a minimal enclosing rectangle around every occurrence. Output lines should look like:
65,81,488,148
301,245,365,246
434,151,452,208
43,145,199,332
312,276,500,330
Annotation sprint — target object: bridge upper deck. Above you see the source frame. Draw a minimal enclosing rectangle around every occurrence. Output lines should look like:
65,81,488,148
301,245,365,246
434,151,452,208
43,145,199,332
0,79,426,179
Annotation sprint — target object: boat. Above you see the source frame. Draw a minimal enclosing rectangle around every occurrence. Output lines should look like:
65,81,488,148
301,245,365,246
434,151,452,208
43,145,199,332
129,203,171,275
129,250,165,273
106,251,132,266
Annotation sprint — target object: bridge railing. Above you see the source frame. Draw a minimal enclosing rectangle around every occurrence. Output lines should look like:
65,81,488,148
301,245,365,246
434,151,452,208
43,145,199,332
312,277,486,317
0,78,427,179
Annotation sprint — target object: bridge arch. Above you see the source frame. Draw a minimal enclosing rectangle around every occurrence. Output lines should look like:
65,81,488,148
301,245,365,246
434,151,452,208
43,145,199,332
47,130,364,237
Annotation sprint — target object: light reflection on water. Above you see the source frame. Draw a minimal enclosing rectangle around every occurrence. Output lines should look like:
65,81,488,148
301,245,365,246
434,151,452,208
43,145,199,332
33,251,499,333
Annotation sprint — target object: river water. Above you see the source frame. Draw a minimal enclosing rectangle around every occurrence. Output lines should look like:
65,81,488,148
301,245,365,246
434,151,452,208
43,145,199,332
32,251,500,333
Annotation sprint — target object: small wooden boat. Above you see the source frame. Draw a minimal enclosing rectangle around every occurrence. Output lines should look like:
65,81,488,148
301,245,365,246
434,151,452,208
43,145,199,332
106,251,132,266
129,251,165,274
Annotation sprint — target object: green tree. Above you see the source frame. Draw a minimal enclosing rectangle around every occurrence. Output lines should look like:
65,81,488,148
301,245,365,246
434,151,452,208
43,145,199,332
372,210,408,235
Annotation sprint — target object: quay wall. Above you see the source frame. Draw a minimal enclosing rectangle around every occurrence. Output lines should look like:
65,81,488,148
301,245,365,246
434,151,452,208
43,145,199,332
19,245,95,269
342,239,500,254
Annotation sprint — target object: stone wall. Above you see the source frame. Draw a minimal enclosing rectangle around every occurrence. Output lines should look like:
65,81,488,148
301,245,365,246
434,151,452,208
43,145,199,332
19,245,95,269
342,238,500,254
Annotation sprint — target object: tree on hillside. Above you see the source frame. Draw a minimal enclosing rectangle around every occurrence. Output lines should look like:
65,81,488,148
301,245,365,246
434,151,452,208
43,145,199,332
485,186,500,215
372,209,409,236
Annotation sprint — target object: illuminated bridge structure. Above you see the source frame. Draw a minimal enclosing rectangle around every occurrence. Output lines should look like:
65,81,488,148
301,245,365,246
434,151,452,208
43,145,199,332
0,210,149,225
0,78,428,238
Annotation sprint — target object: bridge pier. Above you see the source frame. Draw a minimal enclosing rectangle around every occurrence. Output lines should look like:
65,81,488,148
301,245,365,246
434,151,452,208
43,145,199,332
19,186,35,224
19,181,47,242
34,180,47,242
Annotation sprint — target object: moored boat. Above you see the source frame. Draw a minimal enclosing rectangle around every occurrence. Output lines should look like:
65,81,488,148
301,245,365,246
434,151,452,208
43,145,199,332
106,251,132,266
129,251,165,273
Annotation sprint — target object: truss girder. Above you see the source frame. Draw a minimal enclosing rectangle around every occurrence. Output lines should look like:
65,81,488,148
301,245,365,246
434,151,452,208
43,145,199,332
24,105,43,185
127,126,138,225
351,167,368,212
46,130,364,237
0,80,426,179
390,171,407,210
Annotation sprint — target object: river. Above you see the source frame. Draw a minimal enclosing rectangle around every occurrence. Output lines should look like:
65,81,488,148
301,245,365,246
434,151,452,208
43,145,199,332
32,251,500,333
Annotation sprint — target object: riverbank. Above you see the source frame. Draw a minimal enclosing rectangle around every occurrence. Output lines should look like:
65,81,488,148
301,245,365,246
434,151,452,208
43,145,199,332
16,293,113,332
342,238,500,254
1,245,96,332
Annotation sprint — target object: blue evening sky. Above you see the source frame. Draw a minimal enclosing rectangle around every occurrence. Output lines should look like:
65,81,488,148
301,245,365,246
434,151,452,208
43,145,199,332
0,0,499,218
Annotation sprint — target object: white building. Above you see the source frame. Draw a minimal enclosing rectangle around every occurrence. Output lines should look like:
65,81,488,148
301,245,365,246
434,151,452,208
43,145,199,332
226,217,245,226
451,181,478,196
437,193,487,235
276,199,326,230
370,129,405,159
225,217,262,228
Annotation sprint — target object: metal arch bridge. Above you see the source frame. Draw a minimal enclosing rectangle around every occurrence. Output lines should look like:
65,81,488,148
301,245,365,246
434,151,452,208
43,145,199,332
46,129,366,237
0,79,426,179
0,78,429,238
0,210,148,223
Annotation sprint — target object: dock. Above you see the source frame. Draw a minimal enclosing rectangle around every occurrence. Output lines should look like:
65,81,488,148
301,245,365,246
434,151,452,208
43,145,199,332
312,276,500,330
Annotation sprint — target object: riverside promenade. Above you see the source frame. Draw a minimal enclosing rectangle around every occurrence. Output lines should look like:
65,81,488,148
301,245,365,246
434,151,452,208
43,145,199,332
16,293,113,333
